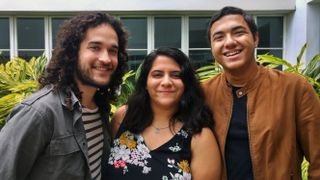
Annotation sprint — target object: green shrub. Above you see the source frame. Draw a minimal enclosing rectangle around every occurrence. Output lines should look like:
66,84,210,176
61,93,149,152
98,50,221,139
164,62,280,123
0,55,47,129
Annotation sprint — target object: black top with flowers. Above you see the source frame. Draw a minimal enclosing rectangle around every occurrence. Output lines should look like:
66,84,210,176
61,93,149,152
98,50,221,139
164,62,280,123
106,124,192,180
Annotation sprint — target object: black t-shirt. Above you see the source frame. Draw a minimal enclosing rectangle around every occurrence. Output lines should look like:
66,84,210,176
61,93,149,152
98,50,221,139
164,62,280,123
225,86,254,180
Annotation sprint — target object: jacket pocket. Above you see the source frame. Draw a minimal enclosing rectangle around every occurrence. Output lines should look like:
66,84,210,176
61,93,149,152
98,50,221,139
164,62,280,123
43,135,86,178
50,135,80,155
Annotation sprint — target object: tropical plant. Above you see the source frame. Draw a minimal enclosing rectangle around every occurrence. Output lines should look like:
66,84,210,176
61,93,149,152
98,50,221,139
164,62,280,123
196,61,223,82
0,55,47,129
110,70,136,115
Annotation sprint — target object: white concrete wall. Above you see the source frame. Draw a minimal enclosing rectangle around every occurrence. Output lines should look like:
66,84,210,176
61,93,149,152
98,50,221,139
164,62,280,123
0,0,295,12
285,0,320,64
306,2,320,61
285,0,307,64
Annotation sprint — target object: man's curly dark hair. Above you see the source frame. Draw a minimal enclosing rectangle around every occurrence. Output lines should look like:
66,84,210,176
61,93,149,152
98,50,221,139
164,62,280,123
39,12,128,112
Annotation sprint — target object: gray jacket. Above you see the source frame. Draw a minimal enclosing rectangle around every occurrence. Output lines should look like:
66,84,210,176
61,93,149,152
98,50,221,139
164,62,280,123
0,85,111,180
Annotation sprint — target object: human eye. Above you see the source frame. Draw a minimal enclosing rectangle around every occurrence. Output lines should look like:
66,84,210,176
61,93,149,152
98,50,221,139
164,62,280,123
235,30,245,36
212,34,223,42
108,48,118,56
170,71,181,79
89,45,100,51
151,71,163,78
233,27,248,36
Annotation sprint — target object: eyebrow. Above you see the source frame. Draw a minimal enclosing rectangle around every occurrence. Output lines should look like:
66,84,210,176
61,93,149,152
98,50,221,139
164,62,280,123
88,41,119,49
212,25,247,38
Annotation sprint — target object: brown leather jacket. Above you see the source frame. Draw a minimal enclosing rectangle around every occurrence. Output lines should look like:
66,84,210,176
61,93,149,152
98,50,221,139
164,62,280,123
202,66,320,180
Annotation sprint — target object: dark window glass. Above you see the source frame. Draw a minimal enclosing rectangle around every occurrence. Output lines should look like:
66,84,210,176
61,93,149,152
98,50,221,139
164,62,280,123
121,17,147,49
0,18,10,49
18,51,44,61
0,51,10,64
257,17,283,48
17,18,44,49
127,50,147,70
155,17,181,48
189,17,210,48
257,49,283,58
52,17,68,47
189,50,213,69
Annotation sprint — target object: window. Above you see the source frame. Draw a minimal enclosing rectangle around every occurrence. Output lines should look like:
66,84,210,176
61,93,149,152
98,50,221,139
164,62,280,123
52,17,68,47
17,18,45,61
121,17,148,70
189,17,212,69
155,17,181,48
256,16,283,58
0,17,10,64
2,14,284,70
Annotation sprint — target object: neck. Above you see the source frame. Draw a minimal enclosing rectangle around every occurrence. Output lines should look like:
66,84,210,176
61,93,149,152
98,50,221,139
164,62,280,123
76,80,98,109
225,61,259,87
151,106,176,127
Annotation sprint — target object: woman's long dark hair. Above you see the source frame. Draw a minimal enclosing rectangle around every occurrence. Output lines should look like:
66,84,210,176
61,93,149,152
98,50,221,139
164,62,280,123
39,12,128,114
122,47,213,135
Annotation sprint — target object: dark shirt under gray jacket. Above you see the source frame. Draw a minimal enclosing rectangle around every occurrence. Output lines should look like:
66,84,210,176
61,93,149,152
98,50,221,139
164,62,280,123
0,85,111,180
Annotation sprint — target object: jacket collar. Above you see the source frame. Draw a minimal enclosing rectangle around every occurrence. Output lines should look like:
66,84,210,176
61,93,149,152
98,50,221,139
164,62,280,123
57,86,82,125
221,65,266,98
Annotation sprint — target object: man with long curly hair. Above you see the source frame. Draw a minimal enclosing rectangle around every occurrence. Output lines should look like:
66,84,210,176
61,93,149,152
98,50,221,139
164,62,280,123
0,12,128,180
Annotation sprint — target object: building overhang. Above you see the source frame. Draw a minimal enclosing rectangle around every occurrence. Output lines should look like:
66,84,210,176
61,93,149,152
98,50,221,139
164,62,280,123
0,0,296,13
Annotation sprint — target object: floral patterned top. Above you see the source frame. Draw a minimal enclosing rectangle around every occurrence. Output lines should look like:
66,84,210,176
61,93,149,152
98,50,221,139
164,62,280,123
106,124,192,180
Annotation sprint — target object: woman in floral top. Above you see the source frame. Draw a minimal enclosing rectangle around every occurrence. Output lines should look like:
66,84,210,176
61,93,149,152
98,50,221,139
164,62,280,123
106,47,221,180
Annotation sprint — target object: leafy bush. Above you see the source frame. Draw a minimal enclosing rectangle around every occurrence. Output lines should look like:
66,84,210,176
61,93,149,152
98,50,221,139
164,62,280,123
0,55,47,129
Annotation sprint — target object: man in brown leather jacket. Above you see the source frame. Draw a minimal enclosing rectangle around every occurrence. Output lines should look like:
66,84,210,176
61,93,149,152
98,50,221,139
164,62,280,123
203,6,320,180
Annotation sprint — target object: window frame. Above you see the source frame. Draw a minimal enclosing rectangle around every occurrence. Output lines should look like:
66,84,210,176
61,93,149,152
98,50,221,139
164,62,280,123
2,13,285,69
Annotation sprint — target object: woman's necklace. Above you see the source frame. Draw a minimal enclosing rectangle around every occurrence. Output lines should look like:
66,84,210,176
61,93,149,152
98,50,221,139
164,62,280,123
151,124,170,134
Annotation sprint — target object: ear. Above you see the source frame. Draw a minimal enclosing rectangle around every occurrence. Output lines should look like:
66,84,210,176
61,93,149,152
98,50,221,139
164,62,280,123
254,32,259,48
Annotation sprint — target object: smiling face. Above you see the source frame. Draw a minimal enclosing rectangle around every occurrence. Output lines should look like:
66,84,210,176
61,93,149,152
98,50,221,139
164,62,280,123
209,14,259,73
75,23,119,89
146,55,184,111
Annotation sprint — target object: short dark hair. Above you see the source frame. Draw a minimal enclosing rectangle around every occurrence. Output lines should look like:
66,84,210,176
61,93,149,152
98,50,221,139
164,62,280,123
39,12,128,112
122,47,213,134
207,6,258,42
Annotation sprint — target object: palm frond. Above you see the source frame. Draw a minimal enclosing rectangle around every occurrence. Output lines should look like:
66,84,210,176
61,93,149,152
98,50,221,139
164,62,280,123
257,54,293,68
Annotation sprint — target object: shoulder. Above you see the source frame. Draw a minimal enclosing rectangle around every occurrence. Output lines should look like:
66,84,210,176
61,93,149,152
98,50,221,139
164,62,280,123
112,105,127,124
262,67,314,92
21,85,60,109
191,128,215,147
201,73,223,87
7,85,65,122
263,67,306,83
201,73,224,94
111,105,127,138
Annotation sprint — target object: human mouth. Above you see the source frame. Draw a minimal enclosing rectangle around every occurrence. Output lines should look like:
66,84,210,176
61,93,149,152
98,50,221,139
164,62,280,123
158,90,175,95
224,50,241,57
93,65,112,71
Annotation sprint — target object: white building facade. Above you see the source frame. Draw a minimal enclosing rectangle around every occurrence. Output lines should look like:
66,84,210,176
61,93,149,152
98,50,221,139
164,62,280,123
0,0,319,69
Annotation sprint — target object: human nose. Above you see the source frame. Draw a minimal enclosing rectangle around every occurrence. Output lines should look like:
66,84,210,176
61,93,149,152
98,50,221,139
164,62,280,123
99,51,111,63
225,34,236,48
161,74,173,86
